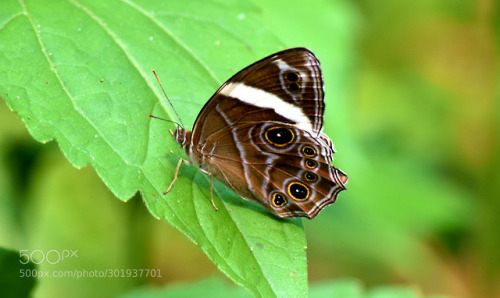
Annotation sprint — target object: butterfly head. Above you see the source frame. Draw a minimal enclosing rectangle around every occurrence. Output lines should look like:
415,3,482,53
170,127,190,146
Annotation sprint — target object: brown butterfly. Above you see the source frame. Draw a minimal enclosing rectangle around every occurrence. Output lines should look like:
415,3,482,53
156,48,347,219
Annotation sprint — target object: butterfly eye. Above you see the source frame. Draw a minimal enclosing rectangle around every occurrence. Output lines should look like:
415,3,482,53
265,127,295,147
301,145,317,157
305,159,318,169
303,171,318,182
271,192,287,208
287,182,310,202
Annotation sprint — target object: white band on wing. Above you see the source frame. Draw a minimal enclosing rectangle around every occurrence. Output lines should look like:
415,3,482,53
220,82,314,134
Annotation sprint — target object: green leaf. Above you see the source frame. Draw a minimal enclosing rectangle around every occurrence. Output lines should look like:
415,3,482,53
0,247,37,298
367,286,422,298
0,0,307,296
309,280,363,298
309,280,445,298
122,278,440,298
121,276,252,298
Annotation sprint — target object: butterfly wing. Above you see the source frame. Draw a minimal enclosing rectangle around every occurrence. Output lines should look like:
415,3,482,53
182,48,347,218
199,122,347,218
190,47,325,148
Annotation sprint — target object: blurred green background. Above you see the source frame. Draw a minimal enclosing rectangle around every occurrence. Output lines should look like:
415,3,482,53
1,0,499,297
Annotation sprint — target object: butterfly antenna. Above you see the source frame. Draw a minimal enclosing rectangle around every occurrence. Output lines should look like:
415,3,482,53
152,69,185,129
147,114,182,128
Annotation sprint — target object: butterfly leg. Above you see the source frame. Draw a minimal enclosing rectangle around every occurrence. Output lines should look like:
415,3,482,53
199,168,218,212
164,159,219,212
164,158,190,195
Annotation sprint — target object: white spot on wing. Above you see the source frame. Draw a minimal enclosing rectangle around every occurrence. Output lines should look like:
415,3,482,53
220,82,314,133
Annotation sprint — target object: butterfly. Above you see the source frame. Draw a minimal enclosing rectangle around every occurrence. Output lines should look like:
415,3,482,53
155,47,347,219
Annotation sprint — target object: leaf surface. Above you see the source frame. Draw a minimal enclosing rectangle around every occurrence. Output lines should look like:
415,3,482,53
0,0,307,296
